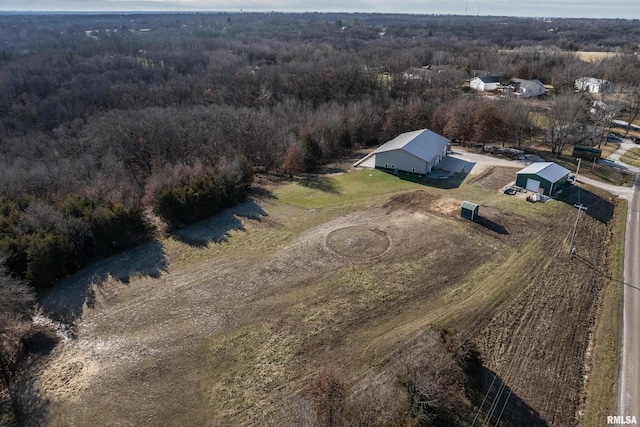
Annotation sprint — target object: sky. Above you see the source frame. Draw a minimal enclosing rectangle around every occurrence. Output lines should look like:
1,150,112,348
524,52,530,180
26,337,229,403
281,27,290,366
0,0,639,19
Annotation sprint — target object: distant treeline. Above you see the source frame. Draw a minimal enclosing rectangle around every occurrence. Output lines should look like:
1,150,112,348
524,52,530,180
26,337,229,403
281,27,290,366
0,12,639,289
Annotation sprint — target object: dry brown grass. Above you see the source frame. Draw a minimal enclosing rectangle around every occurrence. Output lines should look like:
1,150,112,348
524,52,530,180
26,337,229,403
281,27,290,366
576,51,621,62
33,171,621,426
620,147,640,167
580,199,626,425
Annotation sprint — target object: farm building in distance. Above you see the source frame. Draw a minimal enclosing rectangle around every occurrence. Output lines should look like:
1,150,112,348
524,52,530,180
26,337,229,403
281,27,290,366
515,162,570,195
354,129,450,175
575,77,612,93
470,75,501,92
508,78,546,98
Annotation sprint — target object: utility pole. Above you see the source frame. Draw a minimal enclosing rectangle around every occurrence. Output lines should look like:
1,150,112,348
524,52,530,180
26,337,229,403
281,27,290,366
575,157,581,183
569,203,588,254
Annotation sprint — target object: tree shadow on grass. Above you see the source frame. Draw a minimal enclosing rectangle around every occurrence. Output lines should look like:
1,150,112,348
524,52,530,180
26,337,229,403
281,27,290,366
298,176,340,194
39,239,168,322
1,328,63,427
555,185,615,224
10,371,49,427
173,199,268,248
471,366,548,427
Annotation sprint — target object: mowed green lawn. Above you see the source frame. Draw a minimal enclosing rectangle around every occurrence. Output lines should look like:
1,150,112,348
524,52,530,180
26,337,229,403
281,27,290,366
274,169,425,208
274,168,563,220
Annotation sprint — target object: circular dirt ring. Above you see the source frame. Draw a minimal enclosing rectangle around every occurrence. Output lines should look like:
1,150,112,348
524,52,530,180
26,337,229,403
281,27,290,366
326,225,391,259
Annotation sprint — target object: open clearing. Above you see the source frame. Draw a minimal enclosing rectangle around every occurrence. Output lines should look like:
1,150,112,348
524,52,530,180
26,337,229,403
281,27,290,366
31,168,624,426
620,147,640,167
576,51,621,62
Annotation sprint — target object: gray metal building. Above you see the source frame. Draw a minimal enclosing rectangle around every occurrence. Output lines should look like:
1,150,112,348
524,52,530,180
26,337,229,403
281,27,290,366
354,129,450,175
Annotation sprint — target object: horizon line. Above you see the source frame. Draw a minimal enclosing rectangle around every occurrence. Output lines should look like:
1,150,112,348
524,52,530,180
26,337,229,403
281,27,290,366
0,10,637,20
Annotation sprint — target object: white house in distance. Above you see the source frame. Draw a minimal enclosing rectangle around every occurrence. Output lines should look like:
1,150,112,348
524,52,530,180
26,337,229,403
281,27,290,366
510,78,546,98
354,129,450,175
575,77,612,93
470,75,501,92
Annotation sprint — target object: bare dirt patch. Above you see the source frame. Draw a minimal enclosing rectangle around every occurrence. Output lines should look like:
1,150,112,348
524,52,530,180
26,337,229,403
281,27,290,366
382,189,441,212
383,190,531,244
469,166,519,191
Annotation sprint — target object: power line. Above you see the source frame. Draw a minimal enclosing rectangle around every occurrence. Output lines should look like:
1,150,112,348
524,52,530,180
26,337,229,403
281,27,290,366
473,213,578,426
569,203,588,254
494,389,513,427
483,381,507,426
472,373,498,427
491,216,577,426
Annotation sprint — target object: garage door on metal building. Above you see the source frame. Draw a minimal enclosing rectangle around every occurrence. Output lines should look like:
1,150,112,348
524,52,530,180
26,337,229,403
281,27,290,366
525,178,541,193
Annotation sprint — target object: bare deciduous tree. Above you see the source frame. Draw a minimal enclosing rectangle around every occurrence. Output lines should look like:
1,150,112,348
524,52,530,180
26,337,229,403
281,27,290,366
440,97,480,146
282,143,306,179
621,84,640,136
0,255,36,425
472,102,510,150
394,330,465,423
307,371,347,427
589,94,624,147
542,93,589,157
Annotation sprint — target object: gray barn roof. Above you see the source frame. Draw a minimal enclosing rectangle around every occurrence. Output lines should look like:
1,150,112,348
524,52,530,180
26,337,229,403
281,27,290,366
510,78,545,91
517,162,570,183
353,128,450,168
472,76,500,83
371,128,450,162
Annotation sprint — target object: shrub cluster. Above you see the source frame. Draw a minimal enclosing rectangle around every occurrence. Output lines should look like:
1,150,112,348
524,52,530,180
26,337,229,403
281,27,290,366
150,163,253,228
281,329,478,426
0,198,151,290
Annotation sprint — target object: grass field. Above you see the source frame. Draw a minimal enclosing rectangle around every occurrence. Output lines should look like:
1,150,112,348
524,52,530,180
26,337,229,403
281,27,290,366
581,199,626,426
620,147,640,167
32,168,623,426
273,170,421,208
576,51,621,62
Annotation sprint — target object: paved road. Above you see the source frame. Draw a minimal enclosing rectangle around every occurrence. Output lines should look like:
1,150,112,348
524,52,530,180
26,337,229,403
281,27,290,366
577,175,634,201
612,119,640,132
620,173,640,422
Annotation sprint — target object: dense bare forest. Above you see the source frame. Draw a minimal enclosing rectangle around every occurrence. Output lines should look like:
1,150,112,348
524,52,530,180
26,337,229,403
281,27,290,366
0,13,639,290
1,11,640,426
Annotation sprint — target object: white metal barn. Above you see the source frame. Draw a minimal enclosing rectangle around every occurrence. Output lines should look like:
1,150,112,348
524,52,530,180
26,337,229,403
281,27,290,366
354,129,450,175
470,76,501,92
